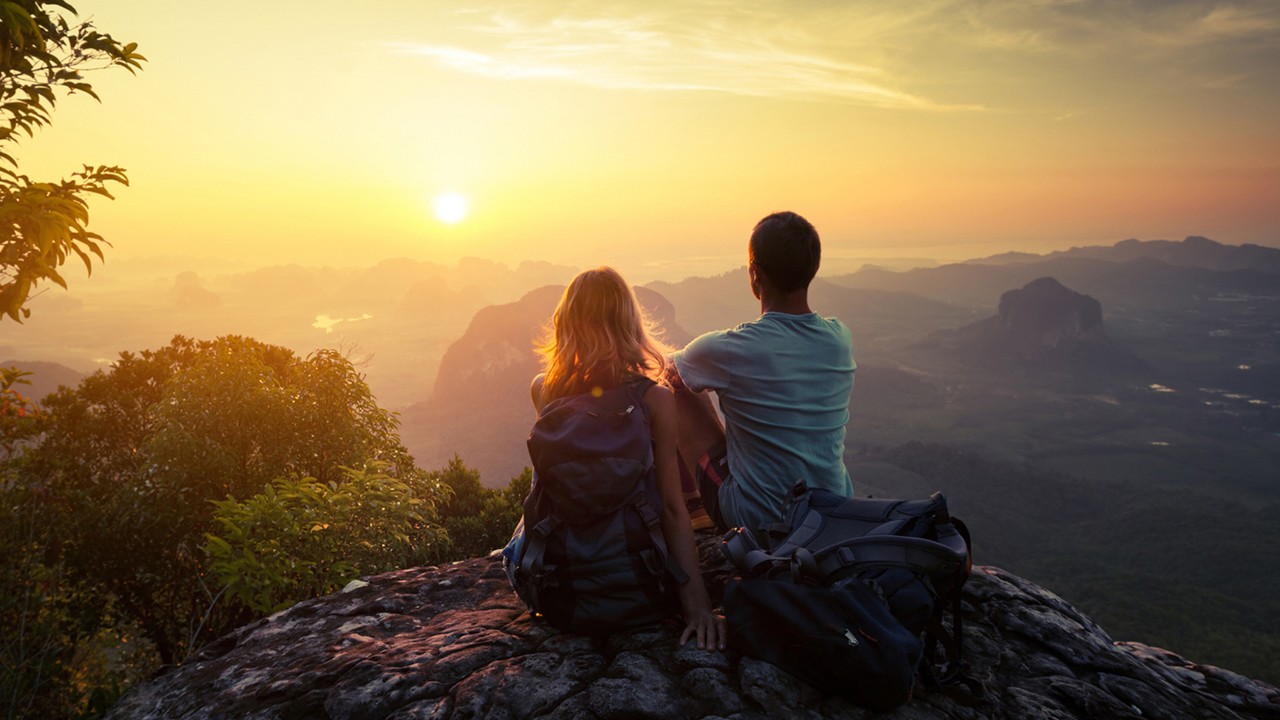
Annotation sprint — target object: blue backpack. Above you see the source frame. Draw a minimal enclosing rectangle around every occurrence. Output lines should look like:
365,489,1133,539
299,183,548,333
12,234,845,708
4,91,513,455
503,377,687,633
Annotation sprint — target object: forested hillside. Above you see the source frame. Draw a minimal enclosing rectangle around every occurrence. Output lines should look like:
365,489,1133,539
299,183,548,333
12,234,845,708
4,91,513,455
0,337,526,718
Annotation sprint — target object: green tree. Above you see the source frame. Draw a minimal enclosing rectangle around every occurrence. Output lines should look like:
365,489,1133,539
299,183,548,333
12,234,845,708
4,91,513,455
0,365,40,455
1,366,143,720
21,335,433,665
0,367,77,719
0,0,144,321
431,456,528,560
0,484,88,720
504,467,533,511
205,466,444,614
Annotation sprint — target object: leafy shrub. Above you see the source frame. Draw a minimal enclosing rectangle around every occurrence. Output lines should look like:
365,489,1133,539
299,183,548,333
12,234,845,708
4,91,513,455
205,466,444,613
0,366,40,457
431,457,529,561
2,369,137,720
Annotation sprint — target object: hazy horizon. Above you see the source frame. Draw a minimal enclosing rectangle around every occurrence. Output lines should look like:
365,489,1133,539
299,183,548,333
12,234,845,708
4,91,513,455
14,0,1278,277
7,0,1280,414
5,227,1256,300
2,231,1265,413
6,237,952,401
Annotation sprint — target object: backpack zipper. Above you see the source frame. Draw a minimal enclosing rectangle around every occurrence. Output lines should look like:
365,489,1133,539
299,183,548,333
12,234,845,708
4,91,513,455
583,404,634,418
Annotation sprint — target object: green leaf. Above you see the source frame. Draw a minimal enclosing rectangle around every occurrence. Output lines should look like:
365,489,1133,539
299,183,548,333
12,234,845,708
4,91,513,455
0,3,142,322
205,534,232,556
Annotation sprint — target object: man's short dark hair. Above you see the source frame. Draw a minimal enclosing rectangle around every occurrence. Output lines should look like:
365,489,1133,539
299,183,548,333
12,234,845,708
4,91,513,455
749,211,821,293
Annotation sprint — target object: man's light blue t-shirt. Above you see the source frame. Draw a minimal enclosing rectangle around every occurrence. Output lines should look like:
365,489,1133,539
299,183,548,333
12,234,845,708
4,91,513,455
671,312,856,533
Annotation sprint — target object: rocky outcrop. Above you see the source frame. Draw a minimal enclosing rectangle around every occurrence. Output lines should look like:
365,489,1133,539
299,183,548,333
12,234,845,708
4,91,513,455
916,277,1152,382
994,277,1104,358
169,271,222,309
107,535,1278,720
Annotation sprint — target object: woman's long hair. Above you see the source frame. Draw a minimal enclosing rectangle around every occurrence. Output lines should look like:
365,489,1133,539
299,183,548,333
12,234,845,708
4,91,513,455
537,267,670,402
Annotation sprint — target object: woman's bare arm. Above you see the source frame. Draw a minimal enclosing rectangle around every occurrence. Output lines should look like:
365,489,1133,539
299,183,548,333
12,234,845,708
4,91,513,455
647,383,726,650
530,373,546,415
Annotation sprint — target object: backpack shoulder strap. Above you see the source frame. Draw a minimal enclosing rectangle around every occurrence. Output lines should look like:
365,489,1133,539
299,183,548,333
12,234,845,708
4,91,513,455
628,374,657,392
624,375,658,421
813,535,965,583
519,512,563,579
625,375,690,585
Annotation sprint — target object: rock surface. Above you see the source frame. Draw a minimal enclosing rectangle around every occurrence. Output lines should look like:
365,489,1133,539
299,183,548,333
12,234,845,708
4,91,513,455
108,536,1280,720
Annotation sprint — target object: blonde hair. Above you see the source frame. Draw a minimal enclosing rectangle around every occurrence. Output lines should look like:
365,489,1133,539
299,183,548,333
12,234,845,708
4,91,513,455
537,267,671,402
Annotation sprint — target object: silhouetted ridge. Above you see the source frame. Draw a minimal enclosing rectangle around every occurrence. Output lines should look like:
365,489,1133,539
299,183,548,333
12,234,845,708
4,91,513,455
967,236,1280,275
0,360,85,401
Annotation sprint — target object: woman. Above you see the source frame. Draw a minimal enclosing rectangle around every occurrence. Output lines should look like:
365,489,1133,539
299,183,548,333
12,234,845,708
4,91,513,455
528,267,725,650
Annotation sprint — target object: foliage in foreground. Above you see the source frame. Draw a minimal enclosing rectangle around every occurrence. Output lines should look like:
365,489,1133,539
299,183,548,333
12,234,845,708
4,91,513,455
203,458,528,620
1,335,532,718
206,466,444,614
21,335,424,665
431,456,530,561
0,0,145,321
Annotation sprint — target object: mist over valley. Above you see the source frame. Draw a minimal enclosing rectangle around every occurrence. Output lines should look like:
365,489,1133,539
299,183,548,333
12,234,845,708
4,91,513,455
6,235,1280,685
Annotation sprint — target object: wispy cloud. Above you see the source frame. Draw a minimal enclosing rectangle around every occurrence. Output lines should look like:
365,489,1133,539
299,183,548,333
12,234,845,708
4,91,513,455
390,4,980,110
957,0,1280,53
1149,2,1280,46
912,0,1280,102
390,1,1280,111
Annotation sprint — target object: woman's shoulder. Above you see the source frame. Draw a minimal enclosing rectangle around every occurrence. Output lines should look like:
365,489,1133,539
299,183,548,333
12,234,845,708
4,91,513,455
622,372,664,395
530,373,547,412
641,379,673,413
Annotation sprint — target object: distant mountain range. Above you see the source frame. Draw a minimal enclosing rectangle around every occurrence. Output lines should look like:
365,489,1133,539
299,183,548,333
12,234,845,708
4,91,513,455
0,360,84,401
837,236,1280,313
971,235,1280,274
8,256,582,407
407,236,1280,484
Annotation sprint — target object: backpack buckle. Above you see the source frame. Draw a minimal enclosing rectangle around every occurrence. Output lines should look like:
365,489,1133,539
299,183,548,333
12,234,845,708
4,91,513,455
789,548,818,584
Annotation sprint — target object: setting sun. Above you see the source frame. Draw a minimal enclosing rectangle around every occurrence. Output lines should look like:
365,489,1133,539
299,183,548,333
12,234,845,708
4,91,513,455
433,193,469,225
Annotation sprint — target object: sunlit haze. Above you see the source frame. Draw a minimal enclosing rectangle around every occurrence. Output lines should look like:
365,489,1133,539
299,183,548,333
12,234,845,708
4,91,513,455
16,0,1278,278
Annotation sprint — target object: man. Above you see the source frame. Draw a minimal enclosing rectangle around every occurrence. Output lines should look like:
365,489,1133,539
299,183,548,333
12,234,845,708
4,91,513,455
668,211,855,534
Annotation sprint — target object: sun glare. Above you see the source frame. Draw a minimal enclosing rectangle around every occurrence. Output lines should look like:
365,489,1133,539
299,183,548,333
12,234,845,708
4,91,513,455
433,192,469,225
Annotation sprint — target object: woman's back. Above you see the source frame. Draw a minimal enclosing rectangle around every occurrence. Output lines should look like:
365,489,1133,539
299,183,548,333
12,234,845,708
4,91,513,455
507,376,682,633
505,266,725,648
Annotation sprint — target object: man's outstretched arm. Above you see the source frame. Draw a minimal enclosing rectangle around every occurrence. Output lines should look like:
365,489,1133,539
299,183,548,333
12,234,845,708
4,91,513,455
663,361,724,479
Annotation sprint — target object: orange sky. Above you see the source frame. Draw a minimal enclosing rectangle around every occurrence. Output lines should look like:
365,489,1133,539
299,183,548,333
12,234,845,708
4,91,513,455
19,0,1280,280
